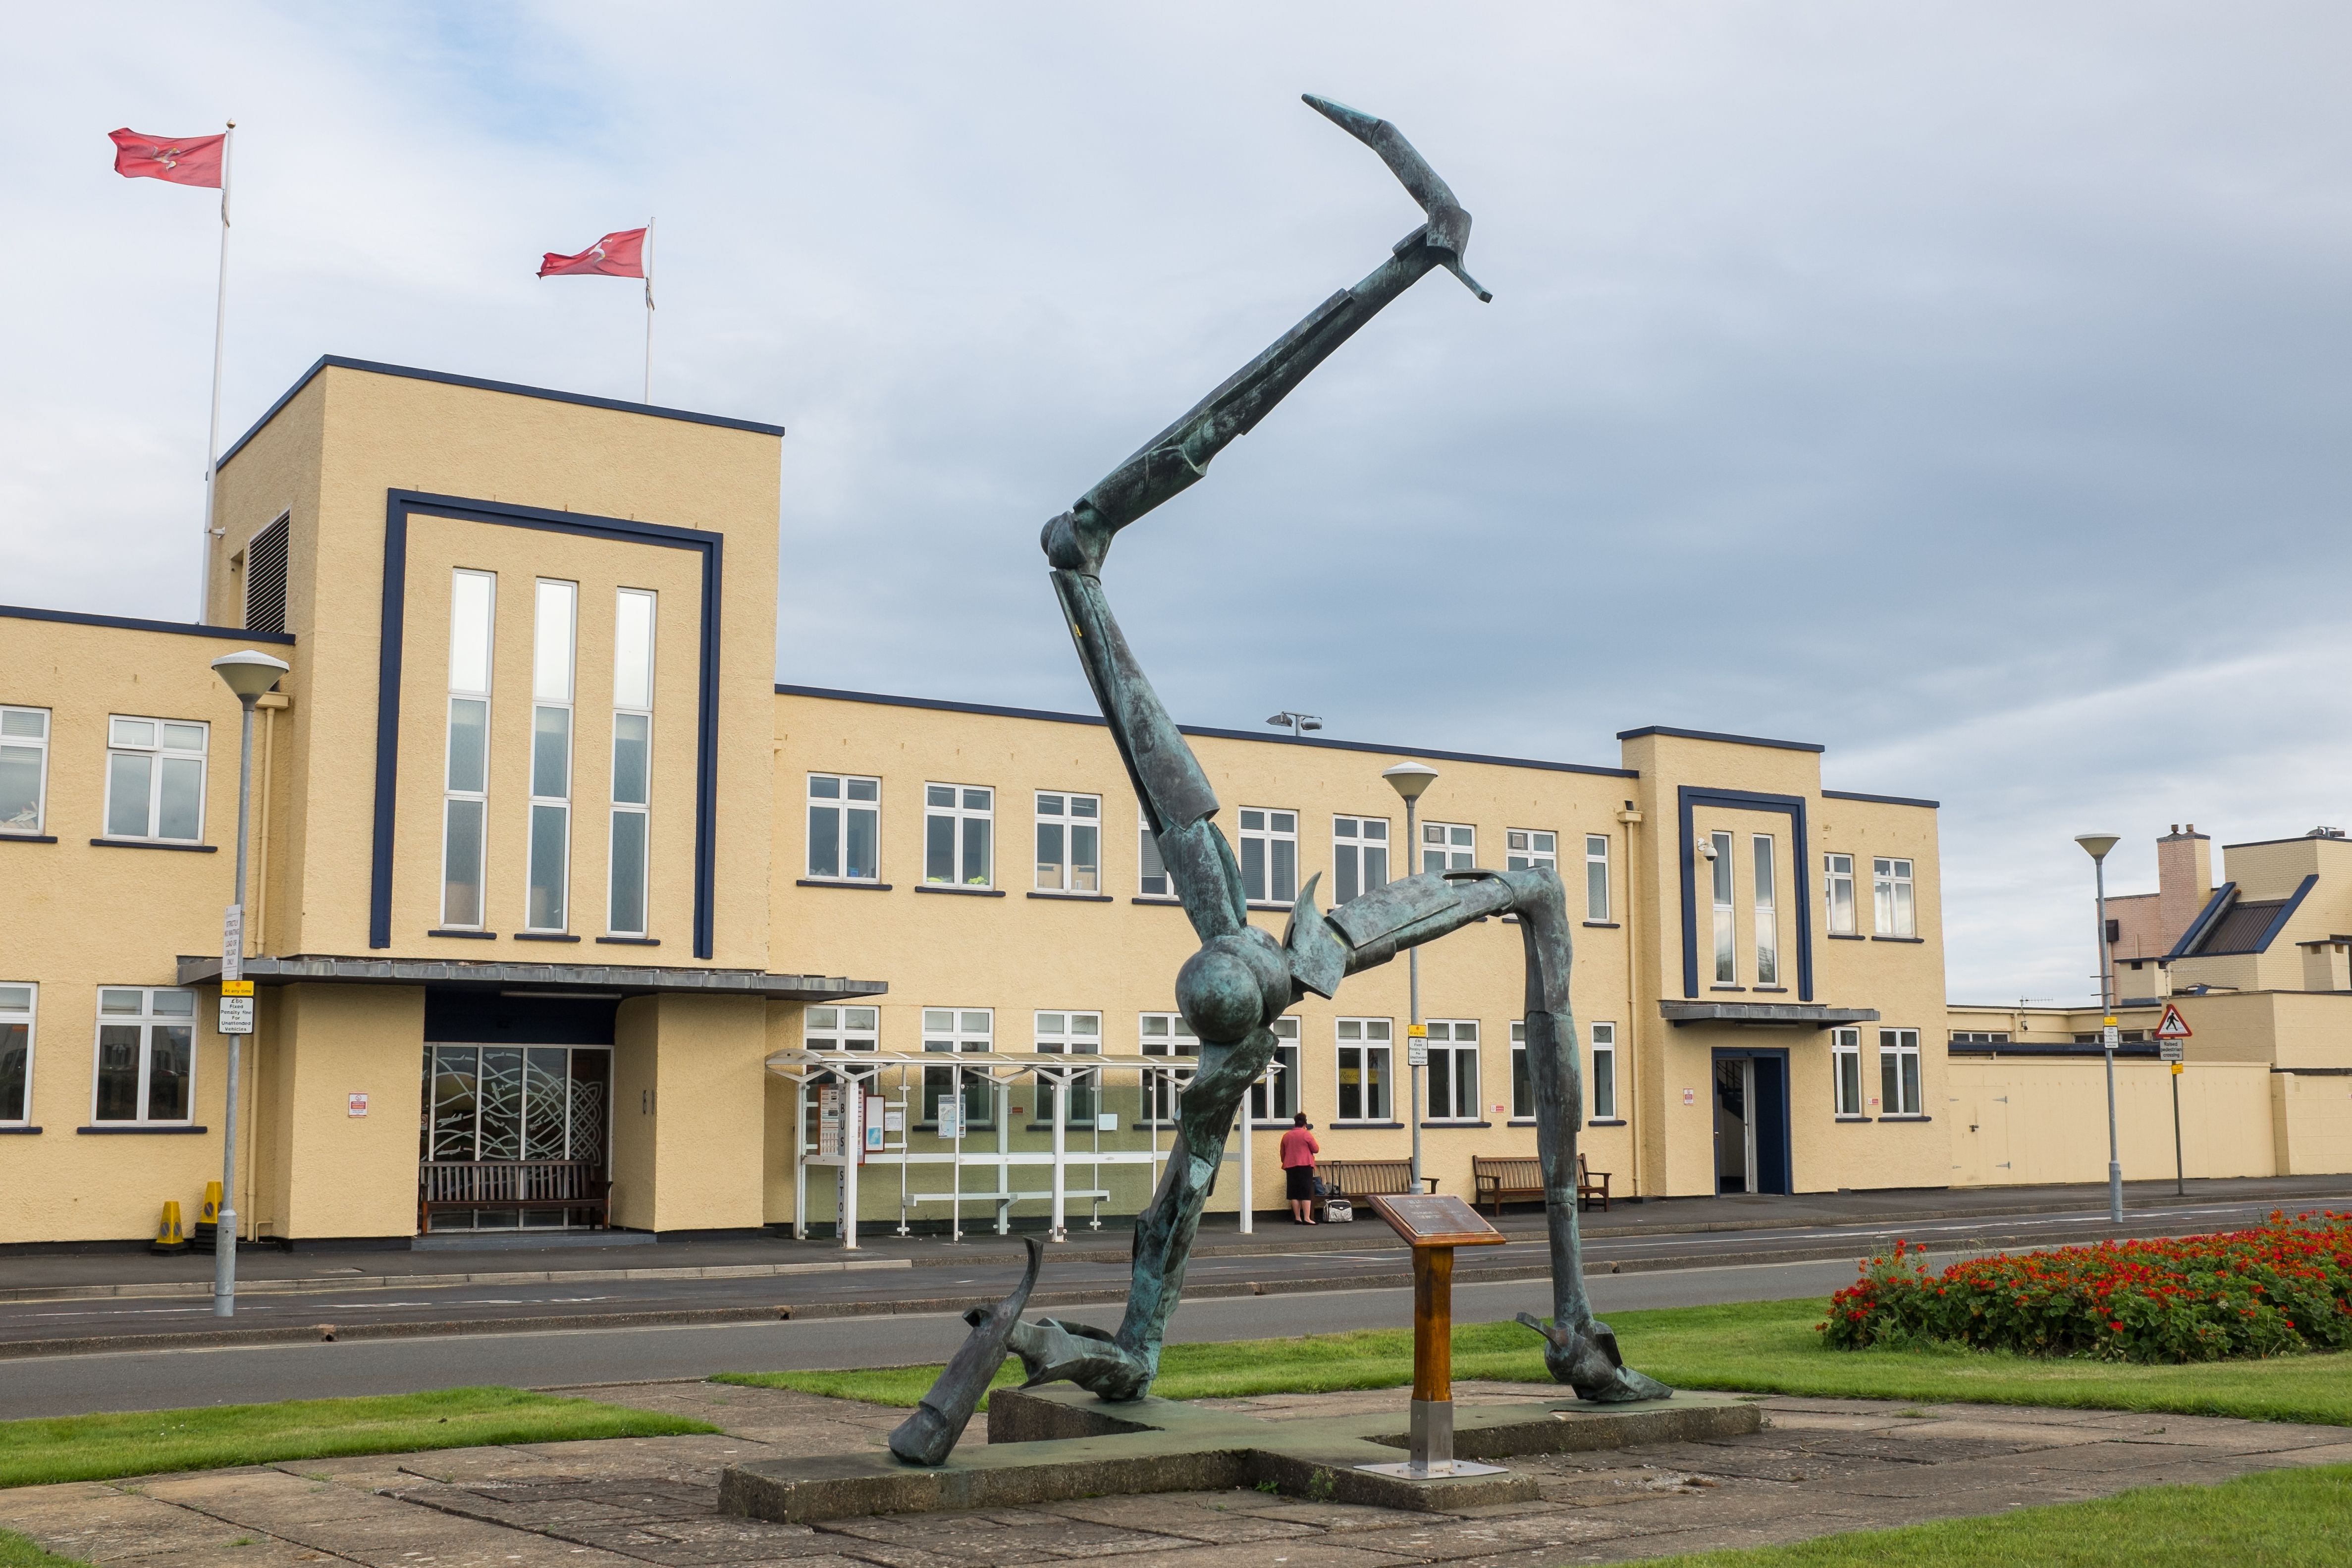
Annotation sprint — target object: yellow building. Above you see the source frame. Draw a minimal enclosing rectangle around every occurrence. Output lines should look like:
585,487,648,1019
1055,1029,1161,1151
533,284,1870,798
1,358,1957,1247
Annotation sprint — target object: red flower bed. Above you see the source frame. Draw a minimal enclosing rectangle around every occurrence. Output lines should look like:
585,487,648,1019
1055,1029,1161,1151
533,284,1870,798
1819,1211,2352,1362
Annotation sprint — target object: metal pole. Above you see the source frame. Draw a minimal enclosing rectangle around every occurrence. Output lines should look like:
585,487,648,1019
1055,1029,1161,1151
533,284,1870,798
841,1074,860,1251
641,216,655,404
1406,795,1421,1190
2171,1068,2185,1197
214,694,255,1317
2097,858,2122,1225
792,1076,807,1240
1236,1066,1253,1235
196,122,234,622
1049,1071,1068,1243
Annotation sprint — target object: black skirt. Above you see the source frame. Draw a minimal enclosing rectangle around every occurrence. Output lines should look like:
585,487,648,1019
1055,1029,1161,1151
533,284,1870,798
1285,1165,1316,1201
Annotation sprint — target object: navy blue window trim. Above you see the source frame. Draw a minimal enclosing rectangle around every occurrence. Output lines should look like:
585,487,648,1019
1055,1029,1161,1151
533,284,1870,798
2166,882,2236,958
2254,875,2319,954
371,490,723,959
1678,786,1813,1002
1821,789,1939,810
1618,725,1823,755
0,603,295,646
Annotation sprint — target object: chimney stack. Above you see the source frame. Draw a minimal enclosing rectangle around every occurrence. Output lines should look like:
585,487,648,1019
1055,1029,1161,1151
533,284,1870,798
2156,823,2213,948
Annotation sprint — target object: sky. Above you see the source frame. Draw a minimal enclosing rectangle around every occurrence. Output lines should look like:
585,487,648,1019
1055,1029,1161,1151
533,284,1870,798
4,3,2348,1006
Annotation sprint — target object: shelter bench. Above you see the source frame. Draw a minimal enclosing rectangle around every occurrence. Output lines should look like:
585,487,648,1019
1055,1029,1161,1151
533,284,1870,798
1471,1153,1611,1214
419,1160,610,1235
1314,1158,1440,1213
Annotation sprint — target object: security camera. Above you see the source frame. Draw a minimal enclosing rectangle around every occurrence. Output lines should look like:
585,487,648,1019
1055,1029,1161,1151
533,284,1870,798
1696,840,1718,861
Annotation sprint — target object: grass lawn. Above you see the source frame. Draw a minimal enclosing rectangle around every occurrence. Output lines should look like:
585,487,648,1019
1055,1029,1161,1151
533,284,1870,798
1645,1463,2352,1566
0,1387,715,1490
720,1297,2352,1425
0,1531,87,1568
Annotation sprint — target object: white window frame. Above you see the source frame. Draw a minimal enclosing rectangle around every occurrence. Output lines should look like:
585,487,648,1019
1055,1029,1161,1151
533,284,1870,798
1753,834,1779,986
1509,1021,1533,1121
1878,1027,1922,1116
1421,820,1475,874
524,579,578,933
0,706,52,837
1332,815,1390,906
1506,829,1556,874
1590,1021,1617,1120
1238,808,1298,905
1139,1012,1199,1124
924,783,995,888
1335,1017,1393,1124
441,569,495,930
804,1005,879,1051
90,986,197,1125
1034,792,1102,894
103,715,208,844
1423,1019,1481,1124
1711,829,1736,983
921,1007,994,1129
1138,816,1173,899
1825,853,1856,936
806,774,881,882
0,982,35,1125
1248,1016,1300,1121
606,587,655,937
1831,1027,1864,1117
1034,1010,1102,1126
1874,858,1916,937
1584,834,1610,921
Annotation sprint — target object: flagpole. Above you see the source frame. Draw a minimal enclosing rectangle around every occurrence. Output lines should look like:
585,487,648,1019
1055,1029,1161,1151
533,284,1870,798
196,121,234,624
642,216,656,404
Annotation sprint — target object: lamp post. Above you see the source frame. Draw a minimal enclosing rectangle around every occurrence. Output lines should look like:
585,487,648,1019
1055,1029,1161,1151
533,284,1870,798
2075,832,2124,1226
1383,761,1440,1191
209,649,289,1318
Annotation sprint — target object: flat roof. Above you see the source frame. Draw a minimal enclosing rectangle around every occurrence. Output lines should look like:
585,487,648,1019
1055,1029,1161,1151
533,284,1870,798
0,603,296,645
1616,725,1824,754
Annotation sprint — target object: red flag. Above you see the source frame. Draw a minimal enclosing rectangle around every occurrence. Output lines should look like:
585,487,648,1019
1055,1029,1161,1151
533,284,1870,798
539,228,647,279
109,128,225,188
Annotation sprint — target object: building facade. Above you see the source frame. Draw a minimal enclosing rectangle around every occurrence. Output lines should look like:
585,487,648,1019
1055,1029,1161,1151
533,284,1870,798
2,359,1956,1248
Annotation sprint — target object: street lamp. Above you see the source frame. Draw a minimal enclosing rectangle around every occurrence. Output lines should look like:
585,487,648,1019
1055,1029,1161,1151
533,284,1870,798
1383,761,1440,1192
209,648,288,1318
2074,832,2124,1226
1266,711,1324,738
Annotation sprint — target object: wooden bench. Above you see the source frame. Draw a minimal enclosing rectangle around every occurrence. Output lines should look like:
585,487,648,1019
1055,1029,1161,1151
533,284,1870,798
1314,1158,1440,1211
1471,1153,1612,1214
419,1160,610,1235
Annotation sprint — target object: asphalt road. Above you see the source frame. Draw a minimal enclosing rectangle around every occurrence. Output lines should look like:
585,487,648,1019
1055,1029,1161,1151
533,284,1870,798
0,1255,1867,1419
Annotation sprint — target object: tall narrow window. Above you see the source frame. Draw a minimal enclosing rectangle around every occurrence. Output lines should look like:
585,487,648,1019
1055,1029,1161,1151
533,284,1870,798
1711,830,1736,983
1248,1017,1300,1120
243,514,290,635
104,716,207,843
925,784,994,887
1033,1010,1101,1123
608,589,655,935
1587,1021,1617,1119
0,707,51,836
1335,1018,1392,1122
1825,853,1856,935
1873,858,1916,937
1585,834,1611,920
1333,816,1389,905
1035,793,1101,893
527,580,577,931
921,1008,994,1128
92,987,194,1124
442,570,494,928
1752,835,1779,985
1509,1021,1532,1120
1424,1020,1480,1122
1138,817,1171,898
1422,821,1475,873
1139,1012,1199,1123
0,984,33,1125
807,775,880,880
1878,1027,1922,1114
1831,1027,1864,1116
1239,809,1297,904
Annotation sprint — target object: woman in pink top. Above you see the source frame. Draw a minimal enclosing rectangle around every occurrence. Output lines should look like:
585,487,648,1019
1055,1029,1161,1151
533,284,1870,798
1279,1113,1321,1224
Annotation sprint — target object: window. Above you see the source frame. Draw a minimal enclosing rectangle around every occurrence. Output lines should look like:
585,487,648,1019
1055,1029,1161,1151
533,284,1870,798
1873,858,1916,937
442,570,494,927
1590,1021,1617,1119
921,1008,993,1129
243,514,289,636
1711,830,1735,983
1248,1016,1301,1121
1035,793,1101,893
1878,1027,1922,1115
1034,1010,1101,1124
1753,835,1779,986
1506,830,1556,873
807,774,880,880
803,1006,878,1051
1139,1012,1200,1123
1825,853,1856,936
525,580,578,931
607,589,655,935
0,707,50,836
1509,1021,1532,1120
0,984,32,1124
93,987,195,1124
104,715,207,843
1333,816,1390,905
1421,821,1474,874
1336,1018,1392,1122
1138,818,1171,898
925,784,994,887
1950,1030,2012,1044
1424,1020,1479,1122
1239,809,1297,904
1832,1027,1863,1116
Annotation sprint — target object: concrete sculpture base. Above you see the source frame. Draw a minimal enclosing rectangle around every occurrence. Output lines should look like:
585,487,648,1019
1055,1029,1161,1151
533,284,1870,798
718,1384,1762,1524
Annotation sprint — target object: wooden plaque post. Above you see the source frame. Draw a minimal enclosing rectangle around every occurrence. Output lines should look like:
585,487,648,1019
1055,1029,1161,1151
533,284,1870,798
1361,1192,1510,1479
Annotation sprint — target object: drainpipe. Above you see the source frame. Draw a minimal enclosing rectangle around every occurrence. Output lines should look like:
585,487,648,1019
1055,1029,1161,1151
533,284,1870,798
1617,801,1643,1198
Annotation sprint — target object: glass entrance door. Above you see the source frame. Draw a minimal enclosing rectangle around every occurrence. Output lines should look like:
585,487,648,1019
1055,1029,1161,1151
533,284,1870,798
422,1045,611,1229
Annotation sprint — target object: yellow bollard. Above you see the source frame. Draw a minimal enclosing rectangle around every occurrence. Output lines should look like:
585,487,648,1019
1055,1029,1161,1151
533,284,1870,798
200,1182,222,1226
151,1200,188,1254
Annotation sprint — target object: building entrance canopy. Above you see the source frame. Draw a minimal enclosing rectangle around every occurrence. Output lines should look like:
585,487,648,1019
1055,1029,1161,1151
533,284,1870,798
176,953,887,1002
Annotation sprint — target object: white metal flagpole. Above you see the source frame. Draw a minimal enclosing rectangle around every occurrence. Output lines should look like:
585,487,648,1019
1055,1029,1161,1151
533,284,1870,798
642,216,655,403
196,121,235,624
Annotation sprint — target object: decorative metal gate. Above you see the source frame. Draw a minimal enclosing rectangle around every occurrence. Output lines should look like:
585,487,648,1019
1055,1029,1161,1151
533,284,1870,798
420,1045,611,1231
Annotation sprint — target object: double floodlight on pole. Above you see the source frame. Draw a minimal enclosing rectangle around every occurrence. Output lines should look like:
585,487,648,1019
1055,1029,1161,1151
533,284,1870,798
208,648,288,1318
1266,711,1324,737
2074,832,2125,1226
1382,761,1441,1192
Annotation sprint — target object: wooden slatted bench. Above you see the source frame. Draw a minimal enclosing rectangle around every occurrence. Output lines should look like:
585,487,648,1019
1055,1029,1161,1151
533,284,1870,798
1314,1158,1440,1211
1471,1153,1612,1214
419,1160,611,1234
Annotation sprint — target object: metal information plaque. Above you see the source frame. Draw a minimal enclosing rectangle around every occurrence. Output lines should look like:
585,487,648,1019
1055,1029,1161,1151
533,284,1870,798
1369,1193,1506,1248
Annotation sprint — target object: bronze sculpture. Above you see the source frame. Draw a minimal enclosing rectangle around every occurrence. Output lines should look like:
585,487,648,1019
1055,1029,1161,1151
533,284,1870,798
888,95,1668,1469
